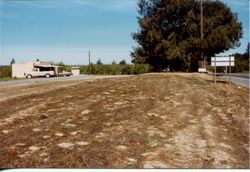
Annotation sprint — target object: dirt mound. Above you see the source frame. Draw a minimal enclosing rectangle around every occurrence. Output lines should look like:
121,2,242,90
0,73,248,168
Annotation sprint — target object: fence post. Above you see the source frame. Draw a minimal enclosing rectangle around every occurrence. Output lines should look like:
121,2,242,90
229,56,231,85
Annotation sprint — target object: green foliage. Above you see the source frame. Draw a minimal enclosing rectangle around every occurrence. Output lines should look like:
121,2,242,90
233,57,248,72
0,65,12,78
80,64,149,75
232,43,249,72
96,58,103,65
133,64,150,74
132,0,243,72
10,58,15,65
54,61,71,72
119,60,127,65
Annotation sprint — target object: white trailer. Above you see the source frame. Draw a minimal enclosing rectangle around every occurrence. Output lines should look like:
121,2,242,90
12,61,59,78
12,62,34,78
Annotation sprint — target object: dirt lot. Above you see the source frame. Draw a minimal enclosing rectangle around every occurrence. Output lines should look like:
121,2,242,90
0,73,249,168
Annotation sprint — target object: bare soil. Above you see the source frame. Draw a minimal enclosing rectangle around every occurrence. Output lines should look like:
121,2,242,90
0,73,249,168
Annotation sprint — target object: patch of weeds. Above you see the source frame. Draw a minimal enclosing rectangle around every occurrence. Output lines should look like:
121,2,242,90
116,136,126,145
63,126,76,132
147,136,175,147
162,139,175,145
125,132,148,146
148,140,160,147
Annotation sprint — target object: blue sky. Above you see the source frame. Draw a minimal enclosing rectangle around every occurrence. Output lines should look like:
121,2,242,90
0,0,249,65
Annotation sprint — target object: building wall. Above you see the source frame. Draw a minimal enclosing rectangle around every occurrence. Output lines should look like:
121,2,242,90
12,62,34,78
71,69,80,76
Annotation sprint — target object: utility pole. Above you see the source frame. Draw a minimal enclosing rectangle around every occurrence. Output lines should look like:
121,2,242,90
200,0,205,68
88,50,91,75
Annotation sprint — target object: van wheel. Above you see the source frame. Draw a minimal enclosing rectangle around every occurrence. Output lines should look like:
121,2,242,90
27,75,32,79
45,74,50,78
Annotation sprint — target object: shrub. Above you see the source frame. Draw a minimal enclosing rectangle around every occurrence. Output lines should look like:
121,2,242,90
0,65,12,78
133,64,150,74
79,64,149,75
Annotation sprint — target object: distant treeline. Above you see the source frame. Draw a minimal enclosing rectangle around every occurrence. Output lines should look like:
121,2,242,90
0,63,150,79
59,63,150,75
232,51,249,73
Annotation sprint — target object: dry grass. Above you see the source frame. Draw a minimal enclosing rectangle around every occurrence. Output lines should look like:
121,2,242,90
0,73,249,168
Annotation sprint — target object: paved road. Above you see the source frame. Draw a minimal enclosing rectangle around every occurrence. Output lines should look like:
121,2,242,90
1,73,249,88
0,75,131,87
218,73,249,88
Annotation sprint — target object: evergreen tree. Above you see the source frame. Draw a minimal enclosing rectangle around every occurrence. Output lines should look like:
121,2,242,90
96,58,103,65
119,60,127,65
10,58,15,65
132,0,242,72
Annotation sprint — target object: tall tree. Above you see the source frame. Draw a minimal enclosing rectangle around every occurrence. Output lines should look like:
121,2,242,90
131,0,243,72
96,58,103,65
119,60,127,65
233,43,249,73
10,58,15,65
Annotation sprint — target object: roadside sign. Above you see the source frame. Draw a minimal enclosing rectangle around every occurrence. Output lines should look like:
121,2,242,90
211,61,235,67
211,56,235,67
211,56,235,62
211,56,234,84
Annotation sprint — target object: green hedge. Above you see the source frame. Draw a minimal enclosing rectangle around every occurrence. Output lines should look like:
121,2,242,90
0,66,11,78
79,64,149,75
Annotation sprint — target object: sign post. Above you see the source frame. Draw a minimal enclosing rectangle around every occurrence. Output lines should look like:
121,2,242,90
211,56,234,84
229,56,231,85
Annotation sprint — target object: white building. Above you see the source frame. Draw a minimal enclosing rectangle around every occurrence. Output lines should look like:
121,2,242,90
71,67,80,76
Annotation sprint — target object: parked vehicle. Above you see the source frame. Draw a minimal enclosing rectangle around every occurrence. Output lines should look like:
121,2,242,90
24,68,55,79
58,71,73,77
